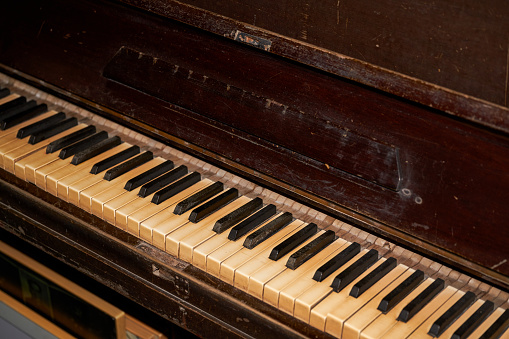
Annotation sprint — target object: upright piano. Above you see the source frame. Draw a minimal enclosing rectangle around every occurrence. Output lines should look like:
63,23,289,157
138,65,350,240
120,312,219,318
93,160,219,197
0,0,508,337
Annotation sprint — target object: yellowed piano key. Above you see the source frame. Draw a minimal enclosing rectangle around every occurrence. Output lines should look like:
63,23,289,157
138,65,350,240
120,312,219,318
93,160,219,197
3,125,84,173
118,194,156,232
0,93,20,105
138,180,213,243
309,258,388,331
341,268,423,339
0,107,56,142
192,227,233,271
408,289,466,338
14,148,52,180
166,198,248,259
193,208,274,271
246,233,322,299
0,138,32,168
91,188,128,219
259,230,331,304
79,156,156,212
232,222,308,290
357,277,434,339
222,220,305,286
467,307,506,338
91,157,168,218
35,156,78,191
0,110,58,145
178,197,251,263
434,299,486,339
0,131,17,145
278,239,351,316
376,286,457,338
129,179,213,238
294,249,369,323
147,191,229,247
204,213,284,277
103,189,143,225
51,144,131,198
150,211,193,250
21,124,89,182
324,264,407,338
266,238,348,309
68,174,106,206
20,149,60,183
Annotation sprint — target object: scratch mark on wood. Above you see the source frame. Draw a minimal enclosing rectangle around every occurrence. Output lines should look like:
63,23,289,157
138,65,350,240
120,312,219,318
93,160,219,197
37,20,45,39
300,2,311,40
505,41,509,106
337,0,340,25
491,259,507,270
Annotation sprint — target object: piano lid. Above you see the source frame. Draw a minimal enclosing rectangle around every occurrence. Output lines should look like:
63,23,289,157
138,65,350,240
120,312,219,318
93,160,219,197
0,0,508,287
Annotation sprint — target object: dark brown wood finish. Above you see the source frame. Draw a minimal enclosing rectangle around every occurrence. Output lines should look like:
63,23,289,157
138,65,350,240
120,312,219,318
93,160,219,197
0,0,508,289
170,0,509,107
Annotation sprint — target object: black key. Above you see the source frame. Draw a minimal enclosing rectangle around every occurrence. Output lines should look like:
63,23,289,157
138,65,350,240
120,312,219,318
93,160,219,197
58,131,108,159
428,291,476,337
228,204,277,241
480,309,509,339
1,104,47,130
331,249,378,293
103,151,153,181
71,136,122,165
286,230,336,270
173,181,223,215
28,117,77,144
188,187,238,222
0,96,27,116
0,100,37,124
212,197,263,234
152,172,201,205
0,88,9,98
124,160,174,191
138,165,187,198
46,125,96,154
398,278,445,322
452,300,494,339
350,257,397,298
243,212,293,249
90,145,140,174
269,223,317,261
313,242,361,282
378,269,425,313
17,112,66,139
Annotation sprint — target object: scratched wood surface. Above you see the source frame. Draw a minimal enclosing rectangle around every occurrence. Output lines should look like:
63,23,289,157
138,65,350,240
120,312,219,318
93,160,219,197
177,0,509,108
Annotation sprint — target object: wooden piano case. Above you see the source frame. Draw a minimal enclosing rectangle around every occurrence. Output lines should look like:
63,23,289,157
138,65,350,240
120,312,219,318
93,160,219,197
0,0,508,337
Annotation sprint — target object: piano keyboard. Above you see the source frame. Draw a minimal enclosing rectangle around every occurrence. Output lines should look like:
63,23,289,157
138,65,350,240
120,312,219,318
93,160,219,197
0,73,508,339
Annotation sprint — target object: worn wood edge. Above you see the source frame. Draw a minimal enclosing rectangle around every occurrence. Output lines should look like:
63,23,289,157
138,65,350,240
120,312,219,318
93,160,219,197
118,0,509,135
1,65,507,292
0,169,332,339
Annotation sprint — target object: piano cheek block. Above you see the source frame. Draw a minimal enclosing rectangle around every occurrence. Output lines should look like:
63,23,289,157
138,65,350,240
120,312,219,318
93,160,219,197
103,47,403,191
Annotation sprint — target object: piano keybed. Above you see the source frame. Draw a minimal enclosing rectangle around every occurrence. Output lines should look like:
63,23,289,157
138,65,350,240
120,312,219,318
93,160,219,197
0,73,508,339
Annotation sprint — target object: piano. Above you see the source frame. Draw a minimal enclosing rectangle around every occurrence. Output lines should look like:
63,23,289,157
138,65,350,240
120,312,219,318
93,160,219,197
0,0,508,337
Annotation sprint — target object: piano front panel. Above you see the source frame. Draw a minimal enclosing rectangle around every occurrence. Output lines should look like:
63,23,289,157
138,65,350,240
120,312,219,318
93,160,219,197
0,0,508,281
0,76,507,338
